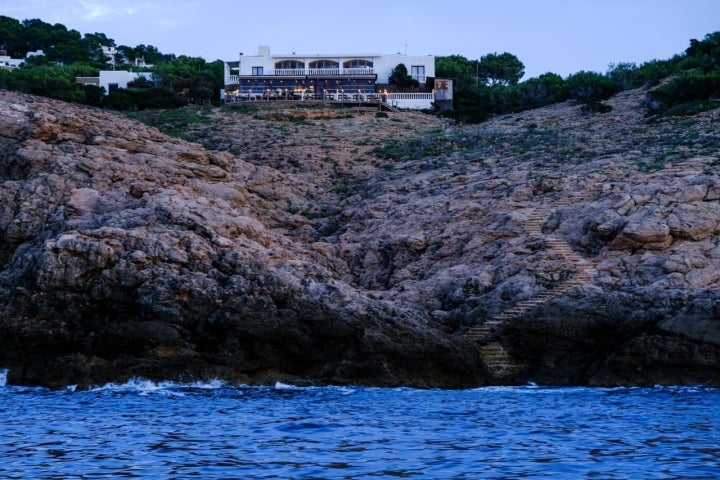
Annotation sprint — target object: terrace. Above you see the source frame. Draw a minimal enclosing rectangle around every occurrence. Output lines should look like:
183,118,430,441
223,88,435,110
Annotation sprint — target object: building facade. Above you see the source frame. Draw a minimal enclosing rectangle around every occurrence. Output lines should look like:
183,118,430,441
75,71,154,94
0,49,44,69
223,45,435,108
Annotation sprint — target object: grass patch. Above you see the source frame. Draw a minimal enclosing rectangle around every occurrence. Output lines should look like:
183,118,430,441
662,99,720,117
224,104,264,114
372,132,458,161
127,106,214,140
331,180,352,194
636,157,666,172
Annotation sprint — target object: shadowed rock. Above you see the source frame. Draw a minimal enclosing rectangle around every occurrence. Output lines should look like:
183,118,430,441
1,89,719,388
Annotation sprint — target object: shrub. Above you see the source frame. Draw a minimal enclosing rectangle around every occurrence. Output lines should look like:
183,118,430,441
388,63,419,88
563,71,622,104
646,69,720,113
582,102,613,114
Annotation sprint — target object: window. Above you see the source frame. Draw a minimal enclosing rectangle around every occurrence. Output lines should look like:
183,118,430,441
343,59,373,68
108,83,119,93
411,65,425,82
309,60,339,69
274,60,304,70
252,66,263,76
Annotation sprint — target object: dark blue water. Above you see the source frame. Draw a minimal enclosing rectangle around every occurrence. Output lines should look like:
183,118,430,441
1,370,719,479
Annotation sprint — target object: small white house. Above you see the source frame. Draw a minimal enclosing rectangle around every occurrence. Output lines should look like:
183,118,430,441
98,71,154,94
0,50,26,69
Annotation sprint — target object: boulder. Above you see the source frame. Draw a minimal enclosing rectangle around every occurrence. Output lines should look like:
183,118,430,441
667,202,720,241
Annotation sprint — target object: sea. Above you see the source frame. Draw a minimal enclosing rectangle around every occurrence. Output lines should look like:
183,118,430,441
1,368,718,479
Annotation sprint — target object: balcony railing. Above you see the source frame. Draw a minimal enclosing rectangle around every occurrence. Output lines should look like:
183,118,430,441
225,68,375,83
273,68,306,76
307,68,340,76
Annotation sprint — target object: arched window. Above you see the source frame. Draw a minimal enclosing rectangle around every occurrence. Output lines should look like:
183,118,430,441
343,59,373,68
274,60,304,70
309,60,339,69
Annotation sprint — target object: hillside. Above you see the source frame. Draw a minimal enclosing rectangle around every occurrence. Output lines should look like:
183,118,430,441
1,90,719,388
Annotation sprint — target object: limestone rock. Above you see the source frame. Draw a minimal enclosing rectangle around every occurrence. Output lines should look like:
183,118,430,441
1,88,720,389
610,219,673,251
667,202,720,241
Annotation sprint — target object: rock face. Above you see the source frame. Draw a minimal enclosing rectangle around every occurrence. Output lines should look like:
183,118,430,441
1,90,719,388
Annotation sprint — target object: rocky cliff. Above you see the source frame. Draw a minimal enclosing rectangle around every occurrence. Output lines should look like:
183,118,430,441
1,90,719,388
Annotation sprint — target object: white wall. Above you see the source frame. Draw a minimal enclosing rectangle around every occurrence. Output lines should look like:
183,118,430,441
235,47,435,83
0,55,24,68
374,54,435,83
386,93,434,110
99,71,153,94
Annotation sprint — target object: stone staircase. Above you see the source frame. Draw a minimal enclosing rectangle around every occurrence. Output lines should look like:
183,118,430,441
464,183,601,347
479,342,529,379
649,158,709,177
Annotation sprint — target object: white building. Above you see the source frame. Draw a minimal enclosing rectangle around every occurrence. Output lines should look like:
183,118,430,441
0,49,27,69
75,71,155,94
101,46,117,68
98,71,154,93
224,45,436,109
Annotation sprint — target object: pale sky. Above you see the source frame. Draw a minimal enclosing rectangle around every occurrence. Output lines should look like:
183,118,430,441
2,0,719,79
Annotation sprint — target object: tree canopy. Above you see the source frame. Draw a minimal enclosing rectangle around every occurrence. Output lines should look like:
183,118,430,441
0,15,224,109
1,14,718,119
477,52,525,86
388,63,419,89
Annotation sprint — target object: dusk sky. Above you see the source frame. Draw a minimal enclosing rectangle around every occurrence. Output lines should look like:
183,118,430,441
2,0,719,79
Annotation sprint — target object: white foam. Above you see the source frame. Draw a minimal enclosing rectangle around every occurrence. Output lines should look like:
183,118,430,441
186,378,227,389
274,381,299,390
0,368,7,387
87,377,229,395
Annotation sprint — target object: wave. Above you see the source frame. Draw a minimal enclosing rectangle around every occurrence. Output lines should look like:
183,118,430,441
468,384,720,395
3,371,716,396
84,377,355,395
88,377,228,396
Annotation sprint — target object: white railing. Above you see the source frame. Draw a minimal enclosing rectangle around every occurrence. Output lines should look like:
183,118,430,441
271,68,306,76
386,93,434,110
322,90,380,102
387,93,434,100
226,68,376,82
308,68,340,76
344,68,375,75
